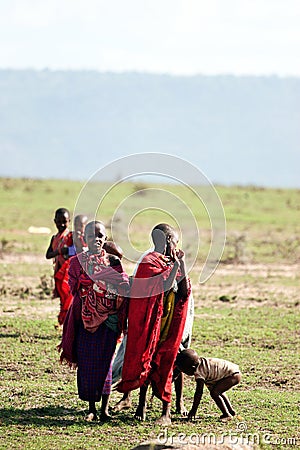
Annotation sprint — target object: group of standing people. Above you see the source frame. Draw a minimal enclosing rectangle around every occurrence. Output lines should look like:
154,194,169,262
46,208,241,424
46,208,192,424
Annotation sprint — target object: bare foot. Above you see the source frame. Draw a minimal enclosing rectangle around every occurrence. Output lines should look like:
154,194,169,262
100,412,111,422
113,397,132,411
155,415,172,426
219,414,232,422
134,405,146,421
86,412,97,422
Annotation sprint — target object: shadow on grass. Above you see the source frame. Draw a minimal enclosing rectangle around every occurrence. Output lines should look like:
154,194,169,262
0,406,148,428
0,332,20,338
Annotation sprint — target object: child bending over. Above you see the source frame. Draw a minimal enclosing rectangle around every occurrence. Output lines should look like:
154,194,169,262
176,349,241,421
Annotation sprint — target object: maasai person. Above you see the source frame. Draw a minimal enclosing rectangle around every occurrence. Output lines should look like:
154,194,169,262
112,281,194,415
59,221,129,422
68,214,88,256
117,223,191,425
175,349,241,421
46,208,74,325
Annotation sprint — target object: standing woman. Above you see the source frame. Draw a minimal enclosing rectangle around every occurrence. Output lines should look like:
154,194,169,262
59,221,129,421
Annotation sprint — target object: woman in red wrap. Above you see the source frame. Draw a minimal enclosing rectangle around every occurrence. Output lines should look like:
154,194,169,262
117,223,191,425
59,221,129,421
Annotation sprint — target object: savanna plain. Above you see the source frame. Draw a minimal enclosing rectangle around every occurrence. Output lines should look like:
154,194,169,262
0,178,299,449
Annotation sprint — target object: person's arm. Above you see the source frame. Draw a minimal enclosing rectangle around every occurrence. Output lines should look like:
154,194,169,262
45,236,57,259
46,236,68,259
163,258,180,292
177,252,189,298
164,249,188,295
187,379,204,421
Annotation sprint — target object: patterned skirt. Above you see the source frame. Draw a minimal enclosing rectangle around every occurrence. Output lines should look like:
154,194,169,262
76,320,117,402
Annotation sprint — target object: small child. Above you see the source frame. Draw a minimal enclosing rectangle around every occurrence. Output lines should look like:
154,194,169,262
46,208,72,267
68,215,88,256
175,349,241,421
46,208,73,325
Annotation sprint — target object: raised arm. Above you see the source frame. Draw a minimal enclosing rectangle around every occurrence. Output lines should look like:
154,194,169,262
177,250,189,298
163,259,180,292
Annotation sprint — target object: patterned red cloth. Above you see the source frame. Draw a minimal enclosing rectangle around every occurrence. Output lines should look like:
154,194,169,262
59,252,129,365
78,252,129,333
58,251,129,402
117,251,191,403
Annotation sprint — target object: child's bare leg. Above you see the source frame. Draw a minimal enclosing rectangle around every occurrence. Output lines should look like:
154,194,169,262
114,391,132,411
100,394,111,421
174,371,187,415
155,400,171,426
220,393,236,416
135,383,148,421
86,400,97,421
210,373,241,419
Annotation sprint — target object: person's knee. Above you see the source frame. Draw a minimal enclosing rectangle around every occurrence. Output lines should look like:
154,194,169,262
232,372,242,386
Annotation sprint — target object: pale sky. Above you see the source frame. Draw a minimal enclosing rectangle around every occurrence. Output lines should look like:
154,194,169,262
1,0,300,76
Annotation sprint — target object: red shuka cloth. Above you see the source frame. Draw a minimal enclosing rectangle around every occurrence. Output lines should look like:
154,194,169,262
59,251,129,366
52,229,74,325
52,229,73,273
117,251,190,403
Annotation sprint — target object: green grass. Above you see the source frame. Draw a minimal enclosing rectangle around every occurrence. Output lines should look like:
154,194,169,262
0,177,299,449
1,178,300,263
0,298,299,449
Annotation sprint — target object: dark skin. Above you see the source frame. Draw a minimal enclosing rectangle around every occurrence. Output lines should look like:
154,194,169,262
45,211,70,259
114,372,188,415
133,229,188,425
176,350,241,421
103,241,123,260
73,215,88,253
83,221,112,422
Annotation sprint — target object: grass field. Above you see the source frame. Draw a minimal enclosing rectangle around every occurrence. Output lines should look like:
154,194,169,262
0,178,299,449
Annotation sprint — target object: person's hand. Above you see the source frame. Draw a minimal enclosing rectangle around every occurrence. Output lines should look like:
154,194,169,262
176,249,185,260
169,247,178,263
61,246,69,256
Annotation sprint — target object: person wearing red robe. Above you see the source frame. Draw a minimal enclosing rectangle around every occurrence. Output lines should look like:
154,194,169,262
117,223,191,425
59,221,129,421
46,208,74,325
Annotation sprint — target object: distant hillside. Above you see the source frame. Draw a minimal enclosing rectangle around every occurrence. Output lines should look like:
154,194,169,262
0,70,299,187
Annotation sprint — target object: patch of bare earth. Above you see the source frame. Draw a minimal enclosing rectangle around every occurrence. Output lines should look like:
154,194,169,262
191,263,299,308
